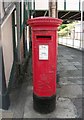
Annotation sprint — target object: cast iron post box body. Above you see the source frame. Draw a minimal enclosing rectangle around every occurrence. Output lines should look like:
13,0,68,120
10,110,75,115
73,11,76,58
28,17,62,113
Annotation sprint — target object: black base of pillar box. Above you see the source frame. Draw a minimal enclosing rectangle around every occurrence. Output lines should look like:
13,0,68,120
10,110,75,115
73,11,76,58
2,92,10,110
33,93,56,114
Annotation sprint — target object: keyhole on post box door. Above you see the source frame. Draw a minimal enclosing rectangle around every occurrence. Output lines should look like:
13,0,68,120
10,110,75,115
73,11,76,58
52,65,55,72
49,65,55,73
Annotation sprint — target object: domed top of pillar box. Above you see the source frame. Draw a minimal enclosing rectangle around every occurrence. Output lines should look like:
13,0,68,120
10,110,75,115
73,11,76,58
27,17,62,30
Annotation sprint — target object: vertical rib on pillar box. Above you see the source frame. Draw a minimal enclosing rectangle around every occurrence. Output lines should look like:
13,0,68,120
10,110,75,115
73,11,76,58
27,17,62,113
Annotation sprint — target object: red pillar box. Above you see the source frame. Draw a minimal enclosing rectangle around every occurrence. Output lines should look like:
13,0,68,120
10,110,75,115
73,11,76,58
27,17,62,113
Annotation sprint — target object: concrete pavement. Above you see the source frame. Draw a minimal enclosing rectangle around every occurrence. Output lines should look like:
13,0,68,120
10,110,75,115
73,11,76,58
1,45,83,119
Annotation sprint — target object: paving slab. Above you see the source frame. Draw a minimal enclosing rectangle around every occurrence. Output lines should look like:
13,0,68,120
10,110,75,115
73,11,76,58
59,77,82,85
58,84,82,99
71,98,82,118
63,55,73,60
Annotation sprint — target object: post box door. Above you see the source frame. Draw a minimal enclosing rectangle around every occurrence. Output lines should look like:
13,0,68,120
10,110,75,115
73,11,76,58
33,31,57,97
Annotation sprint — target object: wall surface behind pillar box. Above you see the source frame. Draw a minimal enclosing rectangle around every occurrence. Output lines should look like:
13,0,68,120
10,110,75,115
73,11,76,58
1,15,14,87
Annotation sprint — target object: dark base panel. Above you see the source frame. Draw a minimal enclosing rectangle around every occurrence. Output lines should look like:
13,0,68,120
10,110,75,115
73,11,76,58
2,92,10,110
33,93,56,114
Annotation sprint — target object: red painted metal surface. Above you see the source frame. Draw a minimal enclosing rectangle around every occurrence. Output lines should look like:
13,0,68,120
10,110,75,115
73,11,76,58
28,17,62,97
